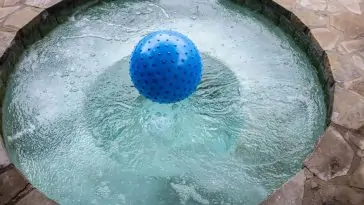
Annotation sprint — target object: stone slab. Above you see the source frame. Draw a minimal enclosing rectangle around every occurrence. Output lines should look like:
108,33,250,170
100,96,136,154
337,0,363,15
329,53,364,82
303,183,364,205
352,54,364,71
0,5,20,20
15,189,58,205
272,0,296,10
346,131,364,150
331,12,364,39
0,167,29,204
293,10,328,28
25,0,63,9
304,126,354,181
260,170,305,205
327,0,347,13
3,0,21,7
351,159,364,189
339,38,364,54
331,86,364,130
310,28,342,51
3,6,44,29
345,77,364,97
299,0,327,11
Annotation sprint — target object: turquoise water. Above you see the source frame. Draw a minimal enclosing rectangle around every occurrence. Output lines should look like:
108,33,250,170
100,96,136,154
3,0,326,204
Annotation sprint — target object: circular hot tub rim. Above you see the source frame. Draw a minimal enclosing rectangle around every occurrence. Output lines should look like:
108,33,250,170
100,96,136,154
0,0,363,204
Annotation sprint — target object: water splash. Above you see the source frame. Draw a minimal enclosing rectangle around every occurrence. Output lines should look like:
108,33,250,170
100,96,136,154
171,182,210,205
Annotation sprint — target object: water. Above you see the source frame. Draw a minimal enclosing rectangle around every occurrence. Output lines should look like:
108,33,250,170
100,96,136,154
2,0,326,204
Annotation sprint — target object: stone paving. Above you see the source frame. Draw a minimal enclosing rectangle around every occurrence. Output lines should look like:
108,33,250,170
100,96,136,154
0,0,363,204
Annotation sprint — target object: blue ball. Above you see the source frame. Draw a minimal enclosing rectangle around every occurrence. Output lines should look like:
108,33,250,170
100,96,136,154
130,30,203,104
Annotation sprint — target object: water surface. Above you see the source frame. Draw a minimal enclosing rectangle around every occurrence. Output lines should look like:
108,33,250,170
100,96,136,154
3,0,326,204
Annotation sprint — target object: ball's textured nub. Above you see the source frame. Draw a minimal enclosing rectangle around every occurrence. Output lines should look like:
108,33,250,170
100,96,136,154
130,30,203,104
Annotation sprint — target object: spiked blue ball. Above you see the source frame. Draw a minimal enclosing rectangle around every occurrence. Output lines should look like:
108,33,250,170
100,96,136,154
130,30,203,104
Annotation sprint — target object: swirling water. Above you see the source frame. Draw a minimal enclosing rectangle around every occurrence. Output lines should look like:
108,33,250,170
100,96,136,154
3,0,326,204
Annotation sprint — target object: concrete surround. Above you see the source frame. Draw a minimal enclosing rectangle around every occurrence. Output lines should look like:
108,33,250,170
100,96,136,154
0,0,363,204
